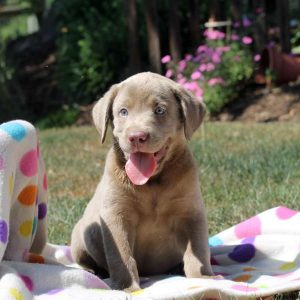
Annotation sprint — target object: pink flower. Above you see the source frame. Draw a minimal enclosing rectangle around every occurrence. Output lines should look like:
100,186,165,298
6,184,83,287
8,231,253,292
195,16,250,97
233,21,241,28
197,45,208,53
183,82,203,99
207,77,225,86
212,52,221,64
191,71,202,80
231,34,240,41
242,16,252,27
165,69,173,78
242,36,253,45
177,77,187,84
199,64,207,72
185,54,193,61
254,54,261,62
161,55,171,64
204,29,225,40
206,63,215,72
178,60,187,72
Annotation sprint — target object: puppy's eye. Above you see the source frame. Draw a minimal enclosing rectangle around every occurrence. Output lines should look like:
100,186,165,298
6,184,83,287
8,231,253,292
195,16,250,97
119,108,128,117
155,106,166,115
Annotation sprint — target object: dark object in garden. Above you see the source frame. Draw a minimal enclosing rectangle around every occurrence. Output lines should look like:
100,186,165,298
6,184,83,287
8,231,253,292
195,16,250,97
256,46,300,85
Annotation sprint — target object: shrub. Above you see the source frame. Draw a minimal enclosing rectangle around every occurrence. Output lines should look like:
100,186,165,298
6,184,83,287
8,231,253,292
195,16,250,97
55,0,127,104
162,30,254,114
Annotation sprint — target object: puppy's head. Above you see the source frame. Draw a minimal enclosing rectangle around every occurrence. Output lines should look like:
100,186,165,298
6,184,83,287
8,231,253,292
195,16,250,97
93,72,205,185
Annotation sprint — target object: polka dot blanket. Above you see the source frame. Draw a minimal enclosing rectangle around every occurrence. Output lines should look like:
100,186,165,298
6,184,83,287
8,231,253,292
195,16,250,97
1,120,300,299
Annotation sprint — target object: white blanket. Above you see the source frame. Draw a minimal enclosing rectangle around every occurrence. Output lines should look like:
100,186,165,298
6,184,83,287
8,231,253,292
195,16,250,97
1,120,300,299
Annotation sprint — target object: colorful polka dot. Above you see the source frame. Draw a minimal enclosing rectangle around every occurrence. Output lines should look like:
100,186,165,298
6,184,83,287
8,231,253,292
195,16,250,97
0,122,26,142
17,185,37,206
276,206,297,220
20,220,33,237
20,149,38,177
233,274,252,282
46,289,63,295
234,216,261,239
0,156,4,170
9,288,24,300
19,274,34,291
209,235,224,247
243,267,256,272
229,243,256,263
279,261,296,271
9,174,14,195
28,253,45,264
0,219,8,243
231,284,259,292
43,173,48,190
38,203,47,219
131,289,145,295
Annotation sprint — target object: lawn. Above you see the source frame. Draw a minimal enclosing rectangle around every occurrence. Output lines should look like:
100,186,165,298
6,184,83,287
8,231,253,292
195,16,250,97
39,122,300,245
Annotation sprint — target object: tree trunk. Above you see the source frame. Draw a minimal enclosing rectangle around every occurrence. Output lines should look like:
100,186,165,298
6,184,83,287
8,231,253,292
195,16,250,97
189,0,200,50
252,0,267,53
144,0,161,73
125,0,141,74
277,0,291,53
168,0,181,63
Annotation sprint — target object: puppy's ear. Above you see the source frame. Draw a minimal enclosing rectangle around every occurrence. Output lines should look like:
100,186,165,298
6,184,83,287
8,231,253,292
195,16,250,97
92,84,119,144
174,85,205,140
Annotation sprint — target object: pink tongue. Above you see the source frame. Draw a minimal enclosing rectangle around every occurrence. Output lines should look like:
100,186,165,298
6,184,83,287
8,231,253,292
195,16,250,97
125,152,157,185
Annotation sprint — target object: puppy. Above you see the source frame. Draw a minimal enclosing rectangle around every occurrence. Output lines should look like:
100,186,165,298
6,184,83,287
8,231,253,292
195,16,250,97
71,72,213,291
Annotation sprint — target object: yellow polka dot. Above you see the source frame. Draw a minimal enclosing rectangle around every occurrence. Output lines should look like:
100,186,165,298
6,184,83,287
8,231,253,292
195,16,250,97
280,261,296,271
131,289,144,295
233,274,252,282
9,174,14,195
255,284,269,289
20,220,33,237
9,288,24,300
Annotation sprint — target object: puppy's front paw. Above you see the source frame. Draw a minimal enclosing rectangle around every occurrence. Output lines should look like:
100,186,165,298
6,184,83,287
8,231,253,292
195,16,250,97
124,282,141,293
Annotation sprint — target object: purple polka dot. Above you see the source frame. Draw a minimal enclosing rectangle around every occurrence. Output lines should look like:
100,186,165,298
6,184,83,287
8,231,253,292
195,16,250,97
276,206,297,220
38,203,47,219
0,219,8,244
234,216,261,239
229,243,256,263
19,274,34,291
242,237,255,245
84,271,110,289
0,156,4,170
20,149,38,177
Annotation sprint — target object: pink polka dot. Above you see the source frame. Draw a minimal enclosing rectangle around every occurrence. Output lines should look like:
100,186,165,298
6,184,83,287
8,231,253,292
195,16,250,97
234,216,261,239
19,274,34,291
43,173,48,190
20,149,38,177
276,206,297,220
231,284,259,292
0,156,4,170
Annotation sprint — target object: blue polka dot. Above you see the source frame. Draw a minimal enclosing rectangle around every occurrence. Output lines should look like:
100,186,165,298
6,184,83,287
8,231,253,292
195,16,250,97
0,122,26,141
209,235,224,247
228,243,256,263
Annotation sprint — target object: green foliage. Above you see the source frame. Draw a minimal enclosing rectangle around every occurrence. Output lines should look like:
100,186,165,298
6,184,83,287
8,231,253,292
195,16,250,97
55,0,127,104
35,104,80,129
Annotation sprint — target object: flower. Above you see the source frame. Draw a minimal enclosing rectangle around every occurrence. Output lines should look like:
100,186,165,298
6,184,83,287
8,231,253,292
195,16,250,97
242,16,252,27
191,71,202,80
183,82,203,98
242,36,253,45
165,69,173,78
231,34,240,41
185,54,193,61
212,52,221,64
206,63,215,72
254,54,261,62
178,60,187,72
233,21,241,28
161,55,171,64
197,45,208,53
204,29,225,40
207,77,225,86
199,64,207,72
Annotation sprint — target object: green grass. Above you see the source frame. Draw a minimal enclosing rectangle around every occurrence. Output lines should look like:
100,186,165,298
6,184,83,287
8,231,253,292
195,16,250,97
38,122,300,244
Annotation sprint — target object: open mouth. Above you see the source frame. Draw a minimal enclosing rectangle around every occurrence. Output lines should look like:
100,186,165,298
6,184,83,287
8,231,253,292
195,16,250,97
125,143,168,185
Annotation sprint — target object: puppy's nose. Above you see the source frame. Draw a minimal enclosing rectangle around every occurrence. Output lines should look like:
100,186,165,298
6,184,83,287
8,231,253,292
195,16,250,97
128,131,149,144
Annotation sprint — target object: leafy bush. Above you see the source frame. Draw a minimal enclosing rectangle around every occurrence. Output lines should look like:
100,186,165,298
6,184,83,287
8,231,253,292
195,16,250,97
55,0,127,104
162,30,254,114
